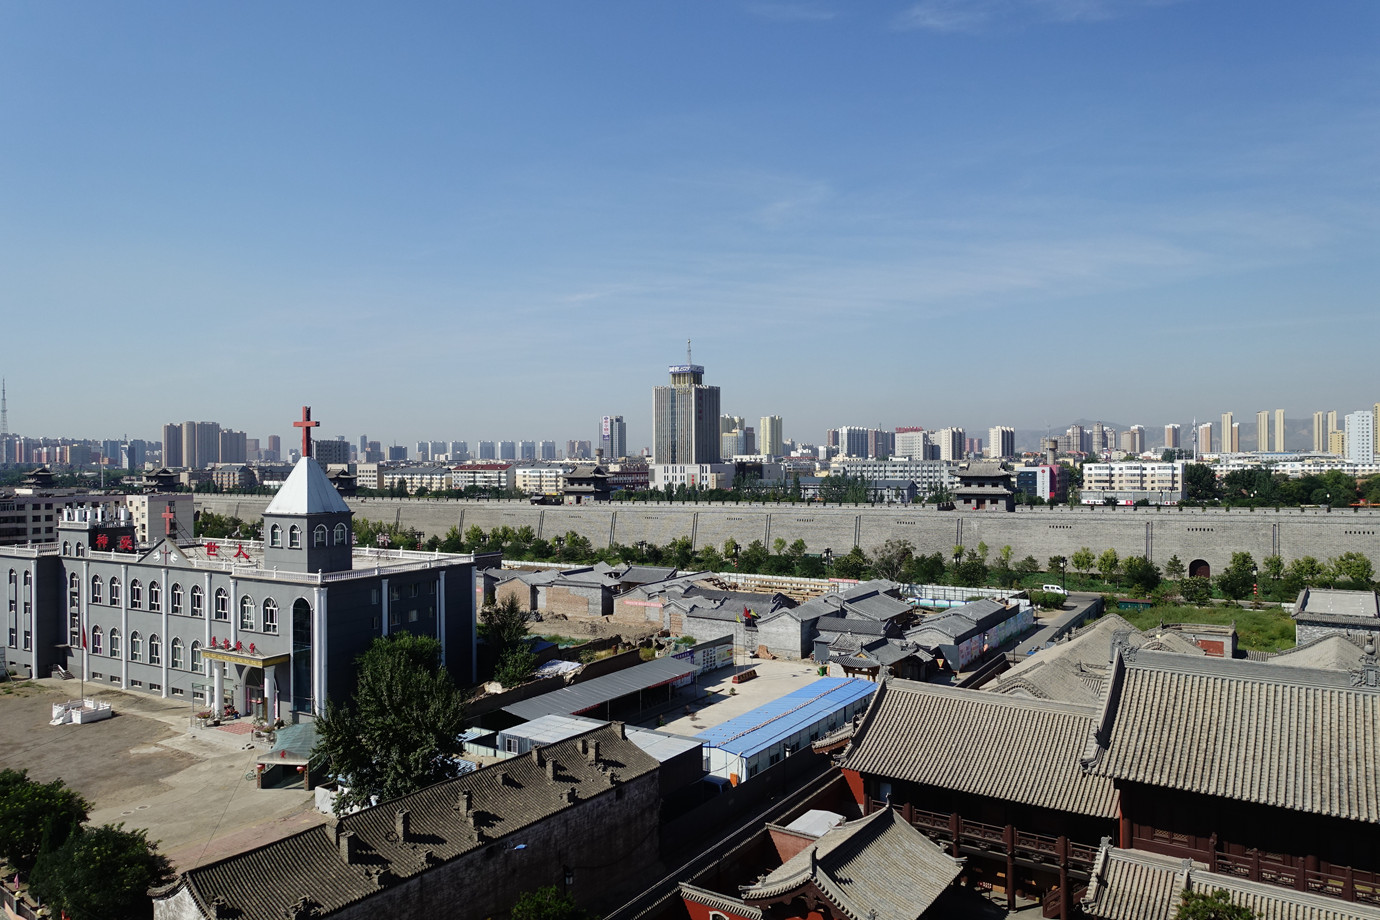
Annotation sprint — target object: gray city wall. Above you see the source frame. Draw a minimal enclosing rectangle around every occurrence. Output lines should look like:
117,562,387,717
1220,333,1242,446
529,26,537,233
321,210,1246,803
195,496,1380,575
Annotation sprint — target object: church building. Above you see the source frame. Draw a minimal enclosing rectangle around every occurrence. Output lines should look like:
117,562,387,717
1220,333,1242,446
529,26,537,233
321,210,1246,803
2,409,492,720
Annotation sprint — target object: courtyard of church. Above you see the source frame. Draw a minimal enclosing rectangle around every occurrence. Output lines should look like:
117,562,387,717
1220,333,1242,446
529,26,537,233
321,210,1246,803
0,678,324,870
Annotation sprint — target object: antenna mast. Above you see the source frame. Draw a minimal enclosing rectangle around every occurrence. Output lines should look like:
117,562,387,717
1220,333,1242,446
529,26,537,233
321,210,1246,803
687,339,692,365
1,378,7,441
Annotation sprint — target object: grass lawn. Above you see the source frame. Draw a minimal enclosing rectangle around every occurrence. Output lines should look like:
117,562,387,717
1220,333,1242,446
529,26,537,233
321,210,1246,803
1114,604,1296,653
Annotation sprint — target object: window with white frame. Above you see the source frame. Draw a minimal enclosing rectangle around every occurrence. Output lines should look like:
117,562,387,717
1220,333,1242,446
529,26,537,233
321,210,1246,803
190,585,204,617
109,627,120,658
171,583,182,615
148,581,161,612
335,523,348,545
130,631,142,662
313,524,327,547
129,580,142,609
190,640,203,674
109,577,121,606
263,598,278,634
289,525,301,548
91,626,103,655
149,634,161,666
171,638,183,670
240,596,255,631
214,588,228,621
270,524,282,547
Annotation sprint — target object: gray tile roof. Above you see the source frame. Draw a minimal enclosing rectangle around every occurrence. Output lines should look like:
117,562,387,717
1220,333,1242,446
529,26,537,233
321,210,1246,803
1083,649,1380,824
740,807,963,920
840,679,1118,819
1295,588,1380,621
1270,634,1368,671
170,724,656,920
1081,843,1380,920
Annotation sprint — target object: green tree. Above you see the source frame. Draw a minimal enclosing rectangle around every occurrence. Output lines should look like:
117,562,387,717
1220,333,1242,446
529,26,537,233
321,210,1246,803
831,546,871,580
510,885,596,920
28,823,173,920
1329,551,1375,586
1122,556,1161,595
482,595,531,650
0,769,89,871
870,539,914,582
1174,888,1258,920
1164,555,1186,582
739,539,770,572
495,646,537,689
1215,552,1258,601
953,551,989,588
1015,555,1040,579
1180,576,1213,605
1183,464,1220,503
313,634,469,814
1071,548,1095,586
1097,548,1121,590
1047,555,1068,584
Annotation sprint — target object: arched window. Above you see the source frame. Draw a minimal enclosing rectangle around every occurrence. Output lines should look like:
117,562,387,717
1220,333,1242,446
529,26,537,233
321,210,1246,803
91,575,103,604
129,580,142,610
149,634,162,666
190,640,203,674
335,523,348,545
148,581,161,612
130,631,142,662
313,524,328,547
190,585,204,617
63,541,70,555
240,596,255,631
75,543,84,557
68,573,80,610
91,626,103,655
214,588,228,621
270,524,282,547
289,525,301,548
109,628,120,658
171,583,183,615
171,638,184,670
109,577,121,606
263,598,278,634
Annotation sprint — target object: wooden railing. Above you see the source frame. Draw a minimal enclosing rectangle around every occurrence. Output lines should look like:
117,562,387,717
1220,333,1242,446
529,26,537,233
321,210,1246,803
1214,851,1380,906
868,798,1098,872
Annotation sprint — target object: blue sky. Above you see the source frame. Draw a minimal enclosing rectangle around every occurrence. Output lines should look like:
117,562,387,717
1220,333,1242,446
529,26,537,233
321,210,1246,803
1,1,1376,452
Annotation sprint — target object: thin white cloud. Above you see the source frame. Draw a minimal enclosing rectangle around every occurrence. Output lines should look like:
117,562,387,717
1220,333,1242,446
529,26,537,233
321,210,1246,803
895,0,1184,32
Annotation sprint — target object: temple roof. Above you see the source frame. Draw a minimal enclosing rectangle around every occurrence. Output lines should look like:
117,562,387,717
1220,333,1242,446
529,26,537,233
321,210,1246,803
264,458,351,516
741,807,963,920
1083,650,1380,824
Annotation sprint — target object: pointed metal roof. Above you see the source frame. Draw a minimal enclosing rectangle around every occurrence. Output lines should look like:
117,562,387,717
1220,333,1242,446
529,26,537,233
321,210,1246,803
263,458,351,516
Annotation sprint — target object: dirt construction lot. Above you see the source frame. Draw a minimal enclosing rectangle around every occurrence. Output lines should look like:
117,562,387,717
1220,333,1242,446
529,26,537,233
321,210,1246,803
0,678,325,871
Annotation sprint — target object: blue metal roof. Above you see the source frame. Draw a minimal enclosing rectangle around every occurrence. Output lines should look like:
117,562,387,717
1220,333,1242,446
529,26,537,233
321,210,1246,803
698,677,877,757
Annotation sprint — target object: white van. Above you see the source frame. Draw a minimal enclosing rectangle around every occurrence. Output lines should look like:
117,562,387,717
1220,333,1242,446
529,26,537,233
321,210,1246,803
1041,584,1068,595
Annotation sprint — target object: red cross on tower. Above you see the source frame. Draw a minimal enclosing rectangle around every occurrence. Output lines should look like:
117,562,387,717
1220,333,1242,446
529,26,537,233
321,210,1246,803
293,406,320,459
161,501,178,537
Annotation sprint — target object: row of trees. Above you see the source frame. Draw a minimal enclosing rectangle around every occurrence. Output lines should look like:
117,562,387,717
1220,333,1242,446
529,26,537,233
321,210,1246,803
0,770,172,919
354,518,1377,600
1177,464,1378,508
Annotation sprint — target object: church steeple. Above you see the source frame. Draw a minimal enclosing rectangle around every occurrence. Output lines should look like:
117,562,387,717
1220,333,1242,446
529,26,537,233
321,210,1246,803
262,410,353,574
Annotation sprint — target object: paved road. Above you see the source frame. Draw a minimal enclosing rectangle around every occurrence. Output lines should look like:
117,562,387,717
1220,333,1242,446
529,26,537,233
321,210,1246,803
1012,593,1103,658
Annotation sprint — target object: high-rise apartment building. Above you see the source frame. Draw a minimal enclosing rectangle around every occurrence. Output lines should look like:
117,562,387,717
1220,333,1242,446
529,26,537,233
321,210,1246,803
1256,410,1270,452
519,440,536,461
1230,423,1241,453
177,421,221,469
478,441,496,460
1273,409,1286,452
1345,410,1375,463
1328,410,1338,439
1164,424,1180,450
894,427,926,460
499,441,516,461
450,441,469,462
652,355,721,464
1196,423,1213,456
539,440,557,461
1220,412,1234,454
162,423,183,467
1328,430,1346,456
986,426,1015,459
218,429,248,464
759,416,783,459
1313,411,1328,452
600,416,627,460
1120,426,1145,455
935,428,965,462
415,441,430,461
265,435,281,462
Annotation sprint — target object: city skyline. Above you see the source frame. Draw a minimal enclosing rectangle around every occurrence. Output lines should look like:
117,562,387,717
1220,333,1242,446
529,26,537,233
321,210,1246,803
2,4,1376,442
